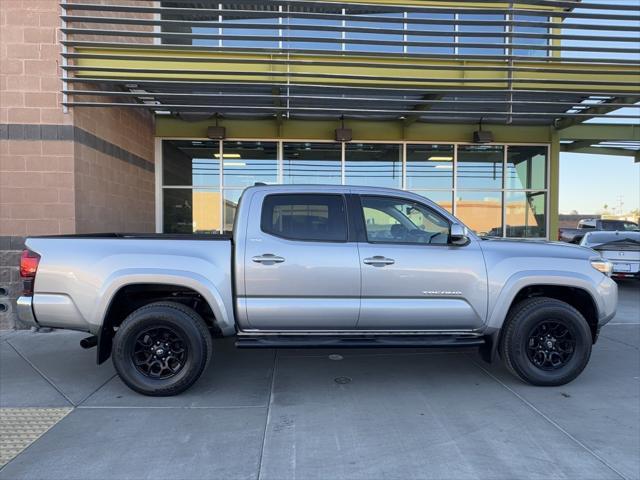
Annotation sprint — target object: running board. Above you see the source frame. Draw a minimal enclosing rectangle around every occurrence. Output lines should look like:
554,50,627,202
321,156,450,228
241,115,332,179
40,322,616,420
235,335,485,349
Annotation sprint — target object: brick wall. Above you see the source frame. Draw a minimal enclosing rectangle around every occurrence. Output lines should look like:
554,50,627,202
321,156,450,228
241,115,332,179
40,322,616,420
0,0,157,329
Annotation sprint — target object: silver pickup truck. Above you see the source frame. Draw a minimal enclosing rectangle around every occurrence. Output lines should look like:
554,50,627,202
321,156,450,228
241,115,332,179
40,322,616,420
17,185,618,396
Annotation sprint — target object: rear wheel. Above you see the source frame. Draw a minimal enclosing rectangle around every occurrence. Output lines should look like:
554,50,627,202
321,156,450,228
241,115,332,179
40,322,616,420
500,297,592,386
112,302,212,396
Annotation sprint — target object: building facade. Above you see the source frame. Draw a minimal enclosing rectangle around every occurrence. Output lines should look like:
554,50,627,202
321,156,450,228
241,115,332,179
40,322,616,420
1,0,639,329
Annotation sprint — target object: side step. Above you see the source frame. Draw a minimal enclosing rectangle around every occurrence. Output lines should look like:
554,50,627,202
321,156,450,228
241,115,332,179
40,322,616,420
235,334,485,349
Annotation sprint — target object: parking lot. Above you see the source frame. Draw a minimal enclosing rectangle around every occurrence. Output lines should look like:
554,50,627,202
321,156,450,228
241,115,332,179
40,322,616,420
0,282,638,480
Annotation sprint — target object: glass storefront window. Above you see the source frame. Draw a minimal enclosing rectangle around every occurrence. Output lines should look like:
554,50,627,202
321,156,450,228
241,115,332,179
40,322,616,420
161,140,548,239
458,14,505,55
345,12,403,53
283,142,341,184
222,141,278,187
456,191,503,237
513,15,548,57
345,143,401,188
407,13,455,54
506,191,546,238
163,188,221,234
223,189,243,232
410,191,453,213
406,144,454,190
284,11,342,50
506,146,547,190
162,141,220,187
457,145,504,190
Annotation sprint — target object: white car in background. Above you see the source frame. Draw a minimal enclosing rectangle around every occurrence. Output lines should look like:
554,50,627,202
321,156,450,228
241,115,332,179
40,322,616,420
581,231,640,280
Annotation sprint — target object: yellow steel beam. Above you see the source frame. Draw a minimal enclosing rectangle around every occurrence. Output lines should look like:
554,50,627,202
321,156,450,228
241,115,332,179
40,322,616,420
71,48,639,93
155,116,552,142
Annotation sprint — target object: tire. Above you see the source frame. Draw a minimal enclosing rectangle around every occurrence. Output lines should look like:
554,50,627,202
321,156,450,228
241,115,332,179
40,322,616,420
112,301,213,396
500,297,592,386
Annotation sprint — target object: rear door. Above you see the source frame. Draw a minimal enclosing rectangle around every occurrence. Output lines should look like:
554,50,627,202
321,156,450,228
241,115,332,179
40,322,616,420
356,195,487,331
242,191,361,330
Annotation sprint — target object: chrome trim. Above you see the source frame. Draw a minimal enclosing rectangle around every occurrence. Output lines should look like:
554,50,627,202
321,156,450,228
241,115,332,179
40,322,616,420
237,329,483,337
16,296,38,327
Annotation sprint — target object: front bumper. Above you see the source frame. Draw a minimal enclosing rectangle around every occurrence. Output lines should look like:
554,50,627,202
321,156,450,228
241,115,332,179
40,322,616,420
597,276,618,327
16,296,38,328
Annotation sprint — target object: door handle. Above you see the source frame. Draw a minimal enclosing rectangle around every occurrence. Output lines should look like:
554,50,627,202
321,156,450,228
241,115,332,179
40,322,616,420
363,256,395,266
252,253,285,265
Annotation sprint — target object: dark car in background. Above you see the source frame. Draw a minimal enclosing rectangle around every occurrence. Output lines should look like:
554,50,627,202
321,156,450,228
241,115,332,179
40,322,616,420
581,231,640,280
559,219,639,244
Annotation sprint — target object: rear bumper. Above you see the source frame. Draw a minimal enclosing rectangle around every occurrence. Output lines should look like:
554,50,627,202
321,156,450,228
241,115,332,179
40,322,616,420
16,296,38,328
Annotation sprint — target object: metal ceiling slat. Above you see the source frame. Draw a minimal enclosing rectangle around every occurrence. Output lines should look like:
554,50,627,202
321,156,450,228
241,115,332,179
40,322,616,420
60,2,640,21
60,28,640,54
63,52,640,76
58,20,640,43
61,101,640,118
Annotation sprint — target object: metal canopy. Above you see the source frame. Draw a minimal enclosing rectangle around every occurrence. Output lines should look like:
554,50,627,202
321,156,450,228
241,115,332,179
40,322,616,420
60,0,640,129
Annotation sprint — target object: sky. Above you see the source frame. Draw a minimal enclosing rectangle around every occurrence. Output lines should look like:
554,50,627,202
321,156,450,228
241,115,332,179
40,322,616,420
558,0,639,215
560,153,639,214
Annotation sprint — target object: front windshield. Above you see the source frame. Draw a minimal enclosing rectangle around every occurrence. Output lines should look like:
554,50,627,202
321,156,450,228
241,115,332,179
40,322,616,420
582,231,640,246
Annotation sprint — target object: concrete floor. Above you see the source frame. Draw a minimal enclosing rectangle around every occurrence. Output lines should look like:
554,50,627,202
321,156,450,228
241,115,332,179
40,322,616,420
0,282,638,480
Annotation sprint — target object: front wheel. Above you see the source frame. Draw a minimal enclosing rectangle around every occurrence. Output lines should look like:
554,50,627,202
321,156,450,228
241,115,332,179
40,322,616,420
500,297,592,386
112,302,213,396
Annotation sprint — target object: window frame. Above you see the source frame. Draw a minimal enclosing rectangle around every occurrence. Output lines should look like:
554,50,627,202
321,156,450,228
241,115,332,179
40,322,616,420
357,194,453,247
260,192,350,243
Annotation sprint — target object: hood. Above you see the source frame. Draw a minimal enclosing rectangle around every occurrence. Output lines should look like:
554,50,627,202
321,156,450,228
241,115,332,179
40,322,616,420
479,237,597,260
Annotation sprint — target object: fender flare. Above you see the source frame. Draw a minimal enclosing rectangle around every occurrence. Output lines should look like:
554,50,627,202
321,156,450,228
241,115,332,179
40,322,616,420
486,271,601,331
94,269,235,364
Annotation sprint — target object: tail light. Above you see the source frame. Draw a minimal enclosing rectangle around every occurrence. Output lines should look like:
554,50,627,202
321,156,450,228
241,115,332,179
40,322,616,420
20,249,40,295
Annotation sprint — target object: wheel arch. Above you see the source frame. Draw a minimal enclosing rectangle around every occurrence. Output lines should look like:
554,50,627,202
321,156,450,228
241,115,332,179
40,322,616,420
96,275,233,364
483,275,601,363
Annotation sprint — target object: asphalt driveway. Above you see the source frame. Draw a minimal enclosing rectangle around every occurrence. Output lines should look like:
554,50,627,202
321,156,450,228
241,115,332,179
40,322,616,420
1,282,638,480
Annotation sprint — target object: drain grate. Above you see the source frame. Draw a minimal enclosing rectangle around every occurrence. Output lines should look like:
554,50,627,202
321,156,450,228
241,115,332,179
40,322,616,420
0,408,72,466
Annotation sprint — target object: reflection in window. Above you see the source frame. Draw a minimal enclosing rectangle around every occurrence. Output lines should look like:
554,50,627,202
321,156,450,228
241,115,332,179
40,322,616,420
506,191,546,238
407,12,455,54
406,144,454,190
410,190,453,213
457,145,504,190
345,143,401,188
283,142,341,184
506,146,547,190
223,189,243,232
456,191,503,237
163,188,221,234
284,11,342,50
222,141,278,187
162,141,220,187
261,194,348,242
459,14,505,55
361,196,450,244
345,12,403,53
513,15,548,57
222,12,279,49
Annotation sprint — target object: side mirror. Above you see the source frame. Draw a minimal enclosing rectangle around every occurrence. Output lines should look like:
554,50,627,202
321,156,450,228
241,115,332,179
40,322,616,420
449,223,469,246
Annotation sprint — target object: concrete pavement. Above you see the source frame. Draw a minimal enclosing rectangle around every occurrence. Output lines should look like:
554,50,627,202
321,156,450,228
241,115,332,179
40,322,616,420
0,282,638,480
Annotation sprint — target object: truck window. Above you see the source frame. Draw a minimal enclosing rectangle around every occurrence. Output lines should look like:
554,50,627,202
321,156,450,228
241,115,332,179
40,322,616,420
261,194,348,242
360,196,450,245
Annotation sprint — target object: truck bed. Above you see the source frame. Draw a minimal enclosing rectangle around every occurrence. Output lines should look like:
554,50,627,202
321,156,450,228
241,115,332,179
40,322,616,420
34,233,234,241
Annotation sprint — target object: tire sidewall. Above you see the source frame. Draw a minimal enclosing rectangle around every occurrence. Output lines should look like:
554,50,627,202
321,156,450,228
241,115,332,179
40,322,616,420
508,303,592,386
113,305,208,395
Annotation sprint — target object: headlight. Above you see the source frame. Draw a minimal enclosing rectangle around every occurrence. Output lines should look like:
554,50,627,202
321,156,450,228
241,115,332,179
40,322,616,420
590,259,613,276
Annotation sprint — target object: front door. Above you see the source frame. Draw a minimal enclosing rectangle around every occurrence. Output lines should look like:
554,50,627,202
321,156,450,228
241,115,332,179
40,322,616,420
356,195,487,331
243,192,360,330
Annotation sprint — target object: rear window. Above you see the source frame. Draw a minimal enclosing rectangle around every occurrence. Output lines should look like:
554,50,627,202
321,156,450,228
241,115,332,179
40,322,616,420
261,194,348,242
585,232,640,245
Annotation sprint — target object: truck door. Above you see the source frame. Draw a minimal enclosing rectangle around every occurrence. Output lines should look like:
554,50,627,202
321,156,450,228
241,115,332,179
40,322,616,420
241,191,361,330
356,195,487,331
